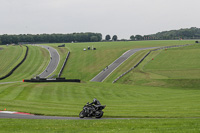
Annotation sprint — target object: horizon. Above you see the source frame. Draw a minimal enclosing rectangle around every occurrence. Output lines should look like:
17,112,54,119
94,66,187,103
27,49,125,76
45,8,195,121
0,27,199,40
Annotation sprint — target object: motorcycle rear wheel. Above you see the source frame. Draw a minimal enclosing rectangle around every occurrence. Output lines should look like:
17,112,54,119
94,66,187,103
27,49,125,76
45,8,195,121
79,111,85,118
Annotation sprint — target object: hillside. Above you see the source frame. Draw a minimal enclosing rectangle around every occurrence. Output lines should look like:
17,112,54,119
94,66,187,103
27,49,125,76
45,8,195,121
116,44,200,88
0,45,25,77
0,45,50,82
147,27,200,40
61,40,195,81
0,41,200,132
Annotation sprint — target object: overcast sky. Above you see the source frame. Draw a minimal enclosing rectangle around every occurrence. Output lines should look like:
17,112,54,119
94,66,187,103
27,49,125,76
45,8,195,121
0,0,200,39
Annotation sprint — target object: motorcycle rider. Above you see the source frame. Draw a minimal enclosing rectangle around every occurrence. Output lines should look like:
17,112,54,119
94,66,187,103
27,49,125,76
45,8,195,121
88,98,101,116
90,98,101,105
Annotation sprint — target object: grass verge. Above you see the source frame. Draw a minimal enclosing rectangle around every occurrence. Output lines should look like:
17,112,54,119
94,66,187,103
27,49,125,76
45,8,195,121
0,118,200,132
0,82,200,118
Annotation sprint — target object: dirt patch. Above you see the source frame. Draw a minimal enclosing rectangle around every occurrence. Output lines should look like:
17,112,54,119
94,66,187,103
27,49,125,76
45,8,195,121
0,47,3,50
40,47,49,57
57,47,67,54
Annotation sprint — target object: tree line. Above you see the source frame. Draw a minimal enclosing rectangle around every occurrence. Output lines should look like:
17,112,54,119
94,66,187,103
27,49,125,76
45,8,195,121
1,27,200,44
105,35,118,41
0,32,102,45
130,27,200,40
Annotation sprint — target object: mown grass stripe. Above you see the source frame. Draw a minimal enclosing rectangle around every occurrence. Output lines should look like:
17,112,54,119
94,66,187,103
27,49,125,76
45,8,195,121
0,84,18,99
0,46,27,80
0,46,23,76
0,83,17,94
14,84,38,101
0,45,49,82
26,84,45,101
1,87,24,100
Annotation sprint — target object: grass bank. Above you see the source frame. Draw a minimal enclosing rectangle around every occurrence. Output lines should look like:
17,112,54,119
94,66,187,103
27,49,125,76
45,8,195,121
0,45,26,77
60,40,194,81
0,118,200,132
117,44,200,86
0,45,50,82
0,82,200,118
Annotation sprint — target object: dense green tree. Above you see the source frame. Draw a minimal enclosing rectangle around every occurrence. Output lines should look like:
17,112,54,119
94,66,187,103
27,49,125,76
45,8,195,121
146,27,200,40
112,35,118,41
90,36,98,42
105,35,111,41
0,32,102,44
135,35,143,40
130,35,135,40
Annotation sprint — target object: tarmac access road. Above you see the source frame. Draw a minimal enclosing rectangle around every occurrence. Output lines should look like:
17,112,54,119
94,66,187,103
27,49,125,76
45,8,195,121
38,45,60,78
1,113,198,120
91,47,158,82
0,113,130,120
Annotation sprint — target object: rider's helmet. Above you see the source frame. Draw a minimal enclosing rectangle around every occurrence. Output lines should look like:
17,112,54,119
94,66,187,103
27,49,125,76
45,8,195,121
93,98,97,104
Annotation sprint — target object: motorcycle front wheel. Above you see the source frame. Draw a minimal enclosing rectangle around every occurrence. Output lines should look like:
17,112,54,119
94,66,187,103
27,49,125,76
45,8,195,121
79,111,85,118
95,111,103,118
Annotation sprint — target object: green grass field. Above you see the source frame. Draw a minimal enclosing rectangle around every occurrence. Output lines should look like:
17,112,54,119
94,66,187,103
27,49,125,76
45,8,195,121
1,118,200,133
117,44,200,87
60,40,195,81
0,82,200,118
0,45,50,82
0,45,26,77
0,40,200,132
143,45,200,79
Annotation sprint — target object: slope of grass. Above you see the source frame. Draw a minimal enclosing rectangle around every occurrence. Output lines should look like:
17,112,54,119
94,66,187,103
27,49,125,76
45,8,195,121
59,40,195,81
0,41,200,132
1,118,200,133
0,82,200,118
0,41,195,82
143,45,200,79
0,45,25,77
117,44,200,86
0,45,50,82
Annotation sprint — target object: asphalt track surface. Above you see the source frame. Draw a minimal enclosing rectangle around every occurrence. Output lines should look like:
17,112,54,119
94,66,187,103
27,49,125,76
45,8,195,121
91,47,158,82
1,113,199,120
38,45,60,78
0,113,130,120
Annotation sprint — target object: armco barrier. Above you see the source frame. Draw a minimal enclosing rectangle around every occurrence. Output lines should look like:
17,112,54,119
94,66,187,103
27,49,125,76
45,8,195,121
24,78,80,83
112,44,194,83
0,46,29,80
58,51,70,78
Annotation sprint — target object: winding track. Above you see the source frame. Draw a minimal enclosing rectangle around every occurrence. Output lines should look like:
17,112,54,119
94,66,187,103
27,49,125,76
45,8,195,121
91,47,158,82
38,45,60,78
0,44,194,120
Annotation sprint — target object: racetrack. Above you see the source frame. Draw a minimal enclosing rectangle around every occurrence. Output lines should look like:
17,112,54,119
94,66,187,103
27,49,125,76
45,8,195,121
91,47,158,82
38,45,60,78
1,112,198,120
0,112,129,120
1,44,196,120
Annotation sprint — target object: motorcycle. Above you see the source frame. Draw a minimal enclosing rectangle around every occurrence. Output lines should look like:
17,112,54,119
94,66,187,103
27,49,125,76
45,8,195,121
79,102,106,118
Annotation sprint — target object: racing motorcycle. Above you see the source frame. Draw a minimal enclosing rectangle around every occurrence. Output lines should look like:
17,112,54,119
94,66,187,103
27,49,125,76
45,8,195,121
79,102,106,118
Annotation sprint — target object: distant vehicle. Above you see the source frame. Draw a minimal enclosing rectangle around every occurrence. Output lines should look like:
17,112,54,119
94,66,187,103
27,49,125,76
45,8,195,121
58,44,65,47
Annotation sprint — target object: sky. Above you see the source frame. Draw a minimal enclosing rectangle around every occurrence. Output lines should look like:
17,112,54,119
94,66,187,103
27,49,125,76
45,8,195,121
0,0,200,39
